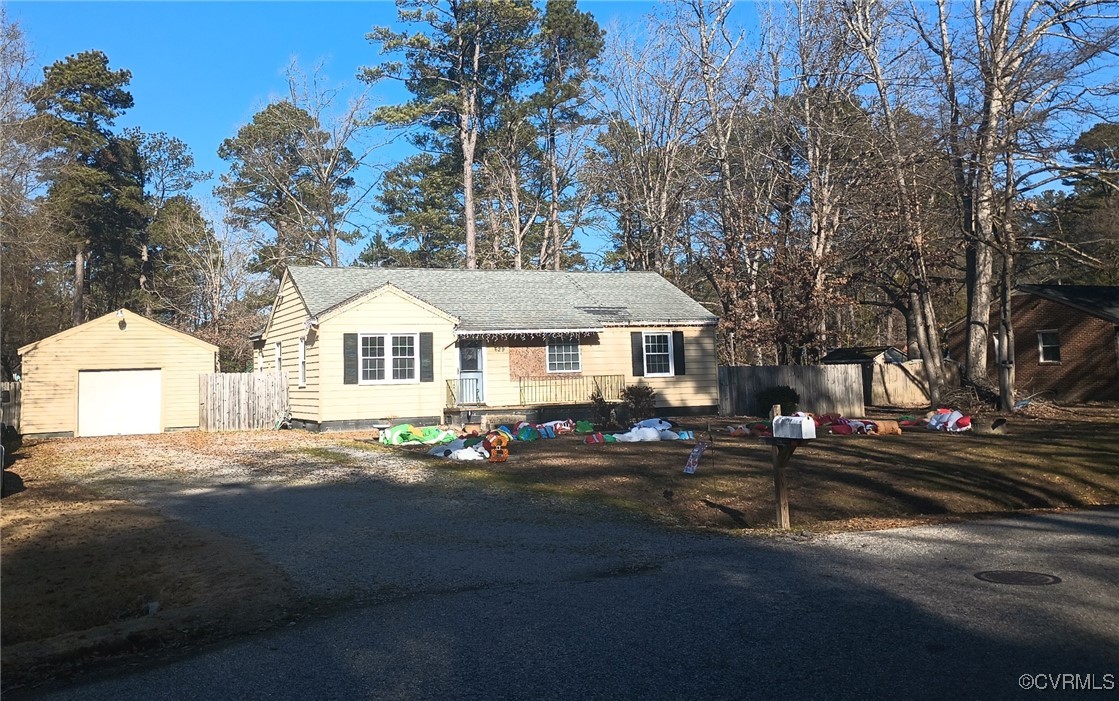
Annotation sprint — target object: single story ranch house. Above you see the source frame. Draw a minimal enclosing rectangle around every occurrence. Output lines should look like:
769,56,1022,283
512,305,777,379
256,266,720,431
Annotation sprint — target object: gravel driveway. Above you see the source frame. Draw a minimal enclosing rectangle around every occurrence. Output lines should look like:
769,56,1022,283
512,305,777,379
44,432,725,603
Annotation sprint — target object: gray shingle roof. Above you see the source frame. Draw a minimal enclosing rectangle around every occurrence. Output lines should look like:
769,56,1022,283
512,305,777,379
286,266,717,333
1018,284,1119,325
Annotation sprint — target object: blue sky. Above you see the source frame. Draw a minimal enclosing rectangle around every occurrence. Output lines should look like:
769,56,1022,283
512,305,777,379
9,0,674,262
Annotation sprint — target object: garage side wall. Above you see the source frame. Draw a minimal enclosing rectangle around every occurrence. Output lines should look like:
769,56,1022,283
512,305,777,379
19,312,217,436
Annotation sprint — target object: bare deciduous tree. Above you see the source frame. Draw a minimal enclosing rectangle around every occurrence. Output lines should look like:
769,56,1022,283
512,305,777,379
218,61,381,276
911,0,1119,396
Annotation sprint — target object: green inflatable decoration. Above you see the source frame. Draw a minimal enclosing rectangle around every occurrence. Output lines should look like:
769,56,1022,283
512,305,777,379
380,424,457,446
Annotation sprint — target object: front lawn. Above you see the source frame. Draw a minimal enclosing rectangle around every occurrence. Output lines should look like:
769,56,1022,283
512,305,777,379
2,412,1115,692
422,412,1119,531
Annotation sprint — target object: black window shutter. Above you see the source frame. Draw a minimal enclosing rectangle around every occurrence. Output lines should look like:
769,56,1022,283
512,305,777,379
631,332,644,377
343,333,358,384
419,332,434,382
672,330,686,376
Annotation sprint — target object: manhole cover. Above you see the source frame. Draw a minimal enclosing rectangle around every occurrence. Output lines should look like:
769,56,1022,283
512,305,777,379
974,570,1062,586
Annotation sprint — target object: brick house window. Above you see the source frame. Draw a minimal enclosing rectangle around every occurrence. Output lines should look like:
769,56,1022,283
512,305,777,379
1037,330,1061,363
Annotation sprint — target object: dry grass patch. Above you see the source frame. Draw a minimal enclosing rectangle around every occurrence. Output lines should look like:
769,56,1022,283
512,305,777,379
415,412,1119,531
0,437,310,693
2,415,1116,692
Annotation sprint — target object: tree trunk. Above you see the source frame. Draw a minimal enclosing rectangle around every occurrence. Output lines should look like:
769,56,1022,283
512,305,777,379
962,0,1010,387
897,298,919,358
908,288,942,405
547,107,562,271
462,128,478,270
997,143,1019,411
140,241,152,316
966,183,996,385
460,38,482,270
72,245,87,326
997,255,1015,412
327,228,340,267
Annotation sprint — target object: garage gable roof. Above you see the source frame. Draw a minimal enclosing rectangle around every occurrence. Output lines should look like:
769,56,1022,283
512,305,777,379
286,266,717,334
19,309,220,356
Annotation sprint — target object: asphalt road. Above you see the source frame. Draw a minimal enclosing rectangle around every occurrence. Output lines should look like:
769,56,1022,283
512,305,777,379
26,505,1119,701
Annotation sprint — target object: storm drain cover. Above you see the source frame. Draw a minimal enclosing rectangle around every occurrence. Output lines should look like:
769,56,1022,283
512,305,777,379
974,570,1062,586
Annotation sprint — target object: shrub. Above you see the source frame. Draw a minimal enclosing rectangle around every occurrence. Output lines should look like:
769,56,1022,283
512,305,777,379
756,385,799,416
620,384,657,421
589,387,616,427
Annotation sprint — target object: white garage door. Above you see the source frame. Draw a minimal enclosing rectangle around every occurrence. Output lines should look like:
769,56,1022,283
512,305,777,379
77,369,162,437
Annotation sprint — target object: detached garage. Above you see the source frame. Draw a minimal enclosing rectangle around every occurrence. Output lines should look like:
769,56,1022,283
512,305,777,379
18,310,218,438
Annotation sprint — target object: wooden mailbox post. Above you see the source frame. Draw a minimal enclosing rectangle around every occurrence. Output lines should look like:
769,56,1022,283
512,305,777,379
767,405,815,530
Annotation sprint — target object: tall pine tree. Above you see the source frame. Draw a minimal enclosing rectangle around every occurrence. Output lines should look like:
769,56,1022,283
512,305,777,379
363,0,538,269
30,50,145,324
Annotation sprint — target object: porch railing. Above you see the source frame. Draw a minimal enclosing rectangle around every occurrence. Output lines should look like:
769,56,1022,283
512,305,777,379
446,377,484,406
446,374,626,407
519,374,625,406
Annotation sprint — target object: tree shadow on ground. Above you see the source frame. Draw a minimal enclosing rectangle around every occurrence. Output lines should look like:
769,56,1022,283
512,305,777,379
16,496,1119,701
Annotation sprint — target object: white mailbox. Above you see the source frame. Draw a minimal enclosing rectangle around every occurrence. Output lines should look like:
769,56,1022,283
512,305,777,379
772,415,816,440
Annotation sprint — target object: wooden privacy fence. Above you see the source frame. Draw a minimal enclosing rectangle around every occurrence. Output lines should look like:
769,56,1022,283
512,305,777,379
1,381,21,431
864,360,961,408
199,373,288,431
719,365,863,417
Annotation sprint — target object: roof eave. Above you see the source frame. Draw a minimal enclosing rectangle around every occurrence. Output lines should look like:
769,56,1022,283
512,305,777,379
1017,285,1119,325
455,327,605,336
603,319,718,327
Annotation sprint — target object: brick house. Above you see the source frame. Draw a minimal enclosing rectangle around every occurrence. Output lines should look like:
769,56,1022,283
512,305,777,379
945,285,1119,402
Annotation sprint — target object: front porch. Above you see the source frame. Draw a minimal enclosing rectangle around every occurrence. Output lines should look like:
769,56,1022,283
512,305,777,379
444,373,625,415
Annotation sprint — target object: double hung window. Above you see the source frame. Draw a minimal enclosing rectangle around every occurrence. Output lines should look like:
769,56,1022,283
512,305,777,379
1037,331,1061,363
547,341,581,373
360,333,418,382
643,332,673,376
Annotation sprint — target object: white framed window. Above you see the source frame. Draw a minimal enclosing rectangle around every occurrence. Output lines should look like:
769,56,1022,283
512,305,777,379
298,337,306,388
360,333,418,383
643,332,673,376
1037,330,1061,363
391,334,416,380
274,341,282,375
547,340,581,373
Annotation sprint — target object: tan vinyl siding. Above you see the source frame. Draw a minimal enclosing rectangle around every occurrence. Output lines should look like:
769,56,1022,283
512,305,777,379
261,275,320,423
319,288,456,422
476,326,717,410
480,343,518,406
18,311,217,435
595,326,719,408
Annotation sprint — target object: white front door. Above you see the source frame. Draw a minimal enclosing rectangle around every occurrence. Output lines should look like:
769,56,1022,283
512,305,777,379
458,342,484,404
77,369,162,437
